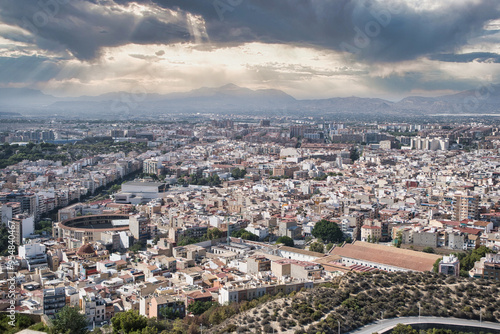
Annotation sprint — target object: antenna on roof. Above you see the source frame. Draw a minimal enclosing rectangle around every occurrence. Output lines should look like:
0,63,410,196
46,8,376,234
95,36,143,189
227,215,231,245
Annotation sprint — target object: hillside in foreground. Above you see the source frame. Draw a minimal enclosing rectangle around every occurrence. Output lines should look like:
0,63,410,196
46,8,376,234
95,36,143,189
209,271,500,334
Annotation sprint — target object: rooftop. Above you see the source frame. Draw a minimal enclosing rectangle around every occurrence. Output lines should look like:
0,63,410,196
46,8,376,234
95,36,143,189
330,242,441,272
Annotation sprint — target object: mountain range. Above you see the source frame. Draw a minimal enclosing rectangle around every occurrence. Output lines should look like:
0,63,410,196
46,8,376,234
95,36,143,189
1,83,499,118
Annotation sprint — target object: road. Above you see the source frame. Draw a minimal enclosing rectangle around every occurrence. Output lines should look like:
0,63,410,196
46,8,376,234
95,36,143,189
348,316,500,334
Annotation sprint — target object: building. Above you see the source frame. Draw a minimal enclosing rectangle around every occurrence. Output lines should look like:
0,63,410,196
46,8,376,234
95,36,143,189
10,214,34,245
360,224,381,242
470,253,500,280
218,280,314,305
0,192,36,216
273,166,299,178
452,194,480,221
247,255,271,275
245,224,269,240
483,255,500,281
1,202,20,226
148,295,186,319
439,255,460,277
54,214,130,243
277,246,324,262
278,220,301,239
115,181,168,205
330,242,442,272
129,215,150,243
271,259,322,280
39,287,66,318
143,158,164,175
19,243,48,271
80,289,114,325
413,230,438,248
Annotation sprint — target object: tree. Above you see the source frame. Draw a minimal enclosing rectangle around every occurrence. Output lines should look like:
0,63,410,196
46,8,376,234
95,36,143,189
111,310,148,334
207,228,223,240
311,220,343,243
309,242,324,253
455,245,494,275
52,306,89,334
350,147,360,162
187,301,217,315
392,324,418,334
276,236,294,247
433,257,442,273
231,229,259,241
394,230,403,248
231,168,247,179
326,242,334,252
129,241,144,253
159,306,181,320
423,247,435,253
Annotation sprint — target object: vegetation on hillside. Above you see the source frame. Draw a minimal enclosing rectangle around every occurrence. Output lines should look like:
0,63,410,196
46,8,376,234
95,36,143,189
391,323,495,334
0,313,38,334
24,271,500,334
209,271,500,334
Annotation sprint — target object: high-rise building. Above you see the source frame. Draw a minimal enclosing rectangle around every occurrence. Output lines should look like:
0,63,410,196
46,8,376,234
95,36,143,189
10,214,34,245
40,287,66,318
452,194,479,221
129,215,149,243
0,192,36,216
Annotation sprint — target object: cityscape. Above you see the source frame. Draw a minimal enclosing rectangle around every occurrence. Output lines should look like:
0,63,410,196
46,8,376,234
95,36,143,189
1,1,500,334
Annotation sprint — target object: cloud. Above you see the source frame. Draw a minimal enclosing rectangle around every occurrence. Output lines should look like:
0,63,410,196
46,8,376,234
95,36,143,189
429,52,500,63
245,62,367,82
153,0,500,62
0,0,192,60
0,0,498,63
128,53,162,61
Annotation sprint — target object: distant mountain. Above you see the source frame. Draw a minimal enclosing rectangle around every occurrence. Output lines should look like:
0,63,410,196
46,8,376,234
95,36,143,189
395,84,500,114
295,96,394,115
2,83,500,118
46,83,297,116
0,88,57,107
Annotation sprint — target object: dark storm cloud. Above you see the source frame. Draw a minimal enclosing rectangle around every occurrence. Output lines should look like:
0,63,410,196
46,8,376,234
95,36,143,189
0,0,498,62
153,0,500,62
0,0,191,60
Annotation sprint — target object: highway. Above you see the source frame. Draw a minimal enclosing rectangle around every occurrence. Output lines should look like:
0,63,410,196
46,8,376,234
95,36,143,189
348,316,500,334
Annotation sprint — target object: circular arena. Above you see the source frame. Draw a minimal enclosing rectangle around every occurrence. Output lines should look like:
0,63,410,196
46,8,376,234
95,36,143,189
54,214,130,242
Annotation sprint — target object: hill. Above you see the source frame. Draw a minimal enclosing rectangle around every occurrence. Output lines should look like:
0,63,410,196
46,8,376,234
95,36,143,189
208,271,500,334
2,84,500,118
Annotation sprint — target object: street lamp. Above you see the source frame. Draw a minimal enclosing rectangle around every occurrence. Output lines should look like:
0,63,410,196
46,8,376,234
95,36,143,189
337,320,340,334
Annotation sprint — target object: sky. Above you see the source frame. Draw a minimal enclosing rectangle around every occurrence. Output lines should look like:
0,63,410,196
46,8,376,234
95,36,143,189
1,0,500,100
